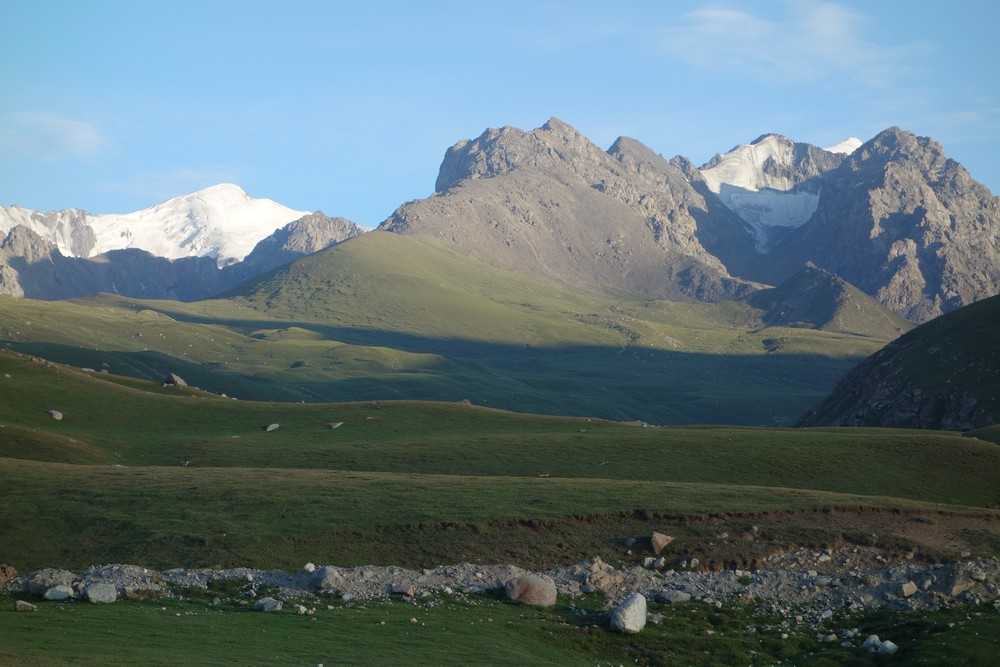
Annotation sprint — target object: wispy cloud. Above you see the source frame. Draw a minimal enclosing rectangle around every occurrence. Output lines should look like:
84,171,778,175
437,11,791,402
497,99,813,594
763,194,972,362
0,111,106,159
102,167,242,204
661,1,919,87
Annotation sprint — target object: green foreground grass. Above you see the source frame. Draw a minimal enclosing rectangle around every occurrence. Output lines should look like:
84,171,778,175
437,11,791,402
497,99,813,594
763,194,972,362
2,593,998,666
6,455,990,570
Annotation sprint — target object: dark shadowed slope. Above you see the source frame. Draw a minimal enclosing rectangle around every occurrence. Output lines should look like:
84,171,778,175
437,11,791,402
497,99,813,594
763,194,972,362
801,294,1000,429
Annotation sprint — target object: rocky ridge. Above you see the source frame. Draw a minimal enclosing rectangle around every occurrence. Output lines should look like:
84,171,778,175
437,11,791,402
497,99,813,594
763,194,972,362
0,213,362,301
382,118,758,302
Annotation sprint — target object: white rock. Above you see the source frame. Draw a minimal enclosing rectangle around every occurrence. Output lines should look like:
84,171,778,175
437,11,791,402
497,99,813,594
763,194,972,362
661,590,691,604
610,593,647,634
264,423,280,432
44,585,74,601
303,562,316,573
85,583,117,604
254,597,282,612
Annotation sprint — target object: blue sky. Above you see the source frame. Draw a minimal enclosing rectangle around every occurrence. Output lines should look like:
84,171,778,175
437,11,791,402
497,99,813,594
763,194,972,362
2,0,998,226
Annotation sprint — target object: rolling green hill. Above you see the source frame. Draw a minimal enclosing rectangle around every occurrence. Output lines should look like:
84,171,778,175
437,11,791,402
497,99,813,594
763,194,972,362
2,350,999,571
0,233,906,425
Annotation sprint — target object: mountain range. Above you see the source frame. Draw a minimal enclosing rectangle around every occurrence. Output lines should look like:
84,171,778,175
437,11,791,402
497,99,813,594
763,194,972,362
0,183,307,265
3,119,997,324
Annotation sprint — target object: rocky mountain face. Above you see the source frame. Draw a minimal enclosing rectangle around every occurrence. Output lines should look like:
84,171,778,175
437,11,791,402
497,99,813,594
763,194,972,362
224,213,362,284
762,128,1000,322
0,184,308,266
0,213,361,300
382,118,758,302
800,294,1000,430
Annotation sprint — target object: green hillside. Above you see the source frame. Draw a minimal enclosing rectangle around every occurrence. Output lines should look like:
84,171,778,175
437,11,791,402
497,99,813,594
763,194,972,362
2,350,999,571
0,233,903,425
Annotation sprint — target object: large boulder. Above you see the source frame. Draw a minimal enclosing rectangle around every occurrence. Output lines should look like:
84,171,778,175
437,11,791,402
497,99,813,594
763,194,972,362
28,569,77,595
15,600,36,612
504,574,557,607
254,597,282,612
85,583,118,604
315,566,345,592
44,585,74,601
163,373,187,387
47,409,64,421
264,423,280,432
610,593,647,633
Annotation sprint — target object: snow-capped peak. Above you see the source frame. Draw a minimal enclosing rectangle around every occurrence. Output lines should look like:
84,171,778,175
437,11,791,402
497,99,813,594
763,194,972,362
0,184,310,266
700,134,797,194
823,137,863,155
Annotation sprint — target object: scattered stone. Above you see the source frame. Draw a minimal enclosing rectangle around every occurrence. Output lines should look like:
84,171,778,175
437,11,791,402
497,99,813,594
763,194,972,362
28,569,77,595
610,593,647,634
163,373,188,387
688,558,700,569
47,409,63,421
901,581,918,598
659,590,692,604
642,557,656,569
950,579,976,597
505,574,557,607
254,597,282,612
391,582,416,598
264,423,280,432
303,563,316,573
0,564,16,587
15,600,36,612
44,585,74,601
295,604,308,615
651,532,674,555
328,422,344,430
863,634,899,655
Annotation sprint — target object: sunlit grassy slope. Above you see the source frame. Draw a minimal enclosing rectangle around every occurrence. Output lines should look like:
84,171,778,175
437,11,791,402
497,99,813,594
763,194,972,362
0,234,901,424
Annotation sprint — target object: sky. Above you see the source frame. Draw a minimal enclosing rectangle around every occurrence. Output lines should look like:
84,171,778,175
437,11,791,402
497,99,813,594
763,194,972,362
2,0,998,227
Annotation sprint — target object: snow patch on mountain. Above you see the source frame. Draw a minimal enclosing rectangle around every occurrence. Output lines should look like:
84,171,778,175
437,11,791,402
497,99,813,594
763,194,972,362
700,134,802,194
0,184,309,266
823,137,863,155
699,135,821,250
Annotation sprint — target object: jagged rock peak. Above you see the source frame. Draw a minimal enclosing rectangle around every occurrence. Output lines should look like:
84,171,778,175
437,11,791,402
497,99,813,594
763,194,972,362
607,136,671,171
1,225,57,262
435,117,602,192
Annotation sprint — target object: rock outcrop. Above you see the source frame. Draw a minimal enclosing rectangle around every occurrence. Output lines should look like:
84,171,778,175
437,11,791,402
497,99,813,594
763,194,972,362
762,128,1000,322
800,294,1000,429
382,118,758,302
